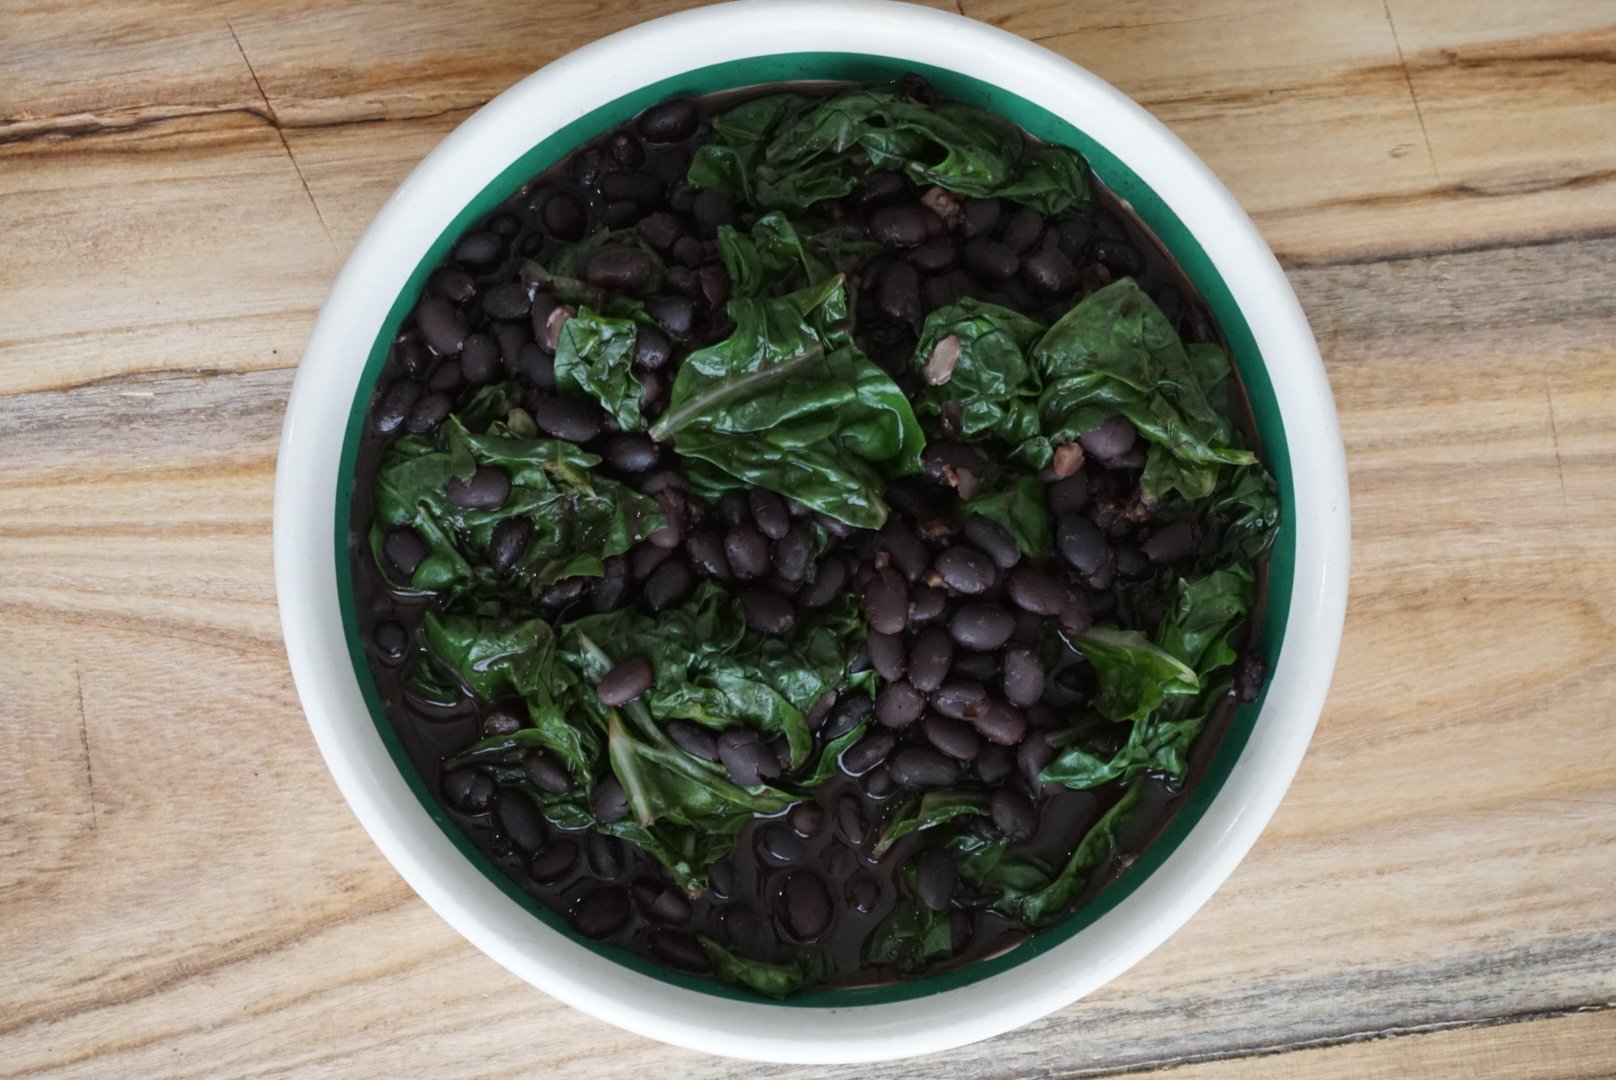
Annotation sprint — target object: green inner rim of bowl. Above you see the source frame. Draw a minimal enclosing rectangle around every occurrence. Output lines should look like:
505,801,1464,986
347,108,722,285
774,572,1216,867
335,52,1297,1007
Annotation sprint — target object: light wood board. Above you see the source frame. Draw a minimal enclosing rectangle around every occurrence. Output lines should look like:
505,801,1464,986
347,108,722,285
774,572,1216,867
2,1,1614,1076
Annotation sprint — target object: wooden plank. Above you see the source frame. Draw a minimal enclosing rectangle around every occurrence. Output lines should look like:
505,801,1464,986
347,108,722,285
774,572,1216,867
3,3,1615,1078
1151,1009,1616,1080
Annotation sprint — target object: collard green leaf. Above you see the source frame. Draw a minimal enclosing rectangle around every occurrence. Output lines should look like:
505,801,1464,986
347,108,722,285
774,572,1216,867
716,212,832,299
689,87,1093,215
867,867,956,974
910,299,1047,456
602,817,742,896
371,412,664,594
1033,279,1256,501
961,474,1054,560
651,277,925,528
699,936,828,997
1009,782,1145,927
553,307,645,431
562,584,866,771
874,790,989,856
421,608,600,781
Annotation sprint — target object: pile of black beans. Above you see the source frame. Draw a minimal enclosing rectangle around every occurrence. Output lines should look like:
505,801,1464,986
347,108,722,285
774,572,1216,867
357,81,1234,989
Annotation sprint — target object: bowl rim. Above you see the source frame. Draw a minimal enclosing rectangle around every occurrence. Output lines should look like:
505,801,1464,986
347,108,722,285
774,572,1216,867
274,0,1349,1062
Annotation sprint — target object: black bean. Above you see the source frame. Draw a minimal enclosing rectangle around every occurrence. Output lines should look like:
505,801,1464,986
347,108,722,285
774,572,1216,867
720,903,769,957
907,235,958,272
797,557,848,609
935,546,998,594
543,191,586,240
916,848,958,911
1047,471,1090,516
715,526,768,582
488,516,533,574
606,129,645,166
682,529,729,581
588,555,627,614
1002,568,1061,617
780,871,833,940
601,170,662,207
1115,545,1152,580
664,719,718,762
523,750,572,795
479,281,530,322
1092,240,1145,277
867,631,907,682
740,588,796,635
862,566,910,635
931,680,987,721
771,524,813,583
973,702,1027,747
643,557,694,612
597,655,653,706
454,230,503,269
590,776,629,823
446,466,510,511
442,767,495,813
922,271,967,312
963,237,1019,282
414,297,466,358
878,519,929,583
851,170,908,211
1001,647,1046,708
638,98,699,142
989,788,1037,839
707,859,736,899
428,360,464,395
952,650,1000,682
1236,651,1266,703
836,796,870,846
922,441,987,499
372,379,421,434
689,187,738,237
632,879,693,925
758,823,808,866
923,713,982,762
1079,414,1138,461
429,266,477,303
533,396,600,443
814,512,857,540
1057,514,1111,576
974,743,1013,784
869,203,930,249
383,526,429,579
746,489,789,541
822,693,872,740
624,330,671,377
863,767,896,798
1143,518,1199,564
496,791,548,853
639,369,668,421
605,433,660,476
644,294,694,337
841,730,894,775
950,604,1015,651
875,681,926,730
586,832,626,880
530,840,578,884
1000,207,1045,253
954,522,1015,575
404,391,451,434
960,197,1001,237
459,333,500,385
890,747,958,788
718,728,780,787
583,246,655,293
373,621,408,663
909,584,946,624
846,873,880,914
877,259,922,328
1022,248,1078,296
905,627,952,693
636,212,684,251
571,885,629,938
789,801,826,837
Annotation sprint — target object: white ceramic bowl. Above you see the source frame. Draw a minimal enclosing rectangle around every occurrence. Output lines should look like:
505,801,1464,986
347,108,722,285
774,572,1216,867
275,0,1349,1062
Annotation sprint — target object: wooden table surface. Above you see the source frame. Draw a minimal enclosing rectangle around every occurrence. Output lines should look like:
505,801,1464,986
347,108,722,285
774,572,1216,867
4,1,1615,1076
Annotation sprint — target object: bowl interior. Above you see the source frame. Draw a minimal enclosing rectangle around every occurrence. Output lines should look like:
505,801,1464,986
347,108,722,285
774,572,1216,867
331,52,1297,1008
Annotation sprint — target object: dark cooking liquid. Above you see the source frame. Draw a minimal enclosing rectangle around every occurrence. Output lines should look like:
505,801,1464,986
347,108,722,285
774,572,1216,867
348,82,1264,990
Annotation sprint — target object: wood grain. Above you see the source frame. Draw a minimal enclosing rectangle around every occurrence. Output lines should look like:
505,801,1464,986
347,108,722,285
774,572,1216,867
3,1,1615,1077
